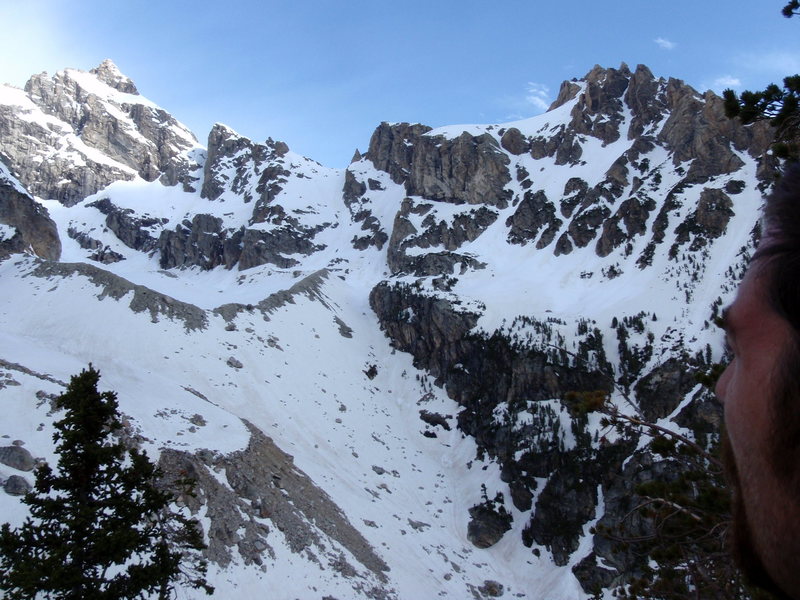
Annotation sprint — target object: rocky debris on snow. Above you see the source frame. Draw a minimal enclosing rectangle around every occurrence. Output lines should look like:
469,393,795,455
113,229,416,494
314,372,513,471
0,373,20,390
478,580,505,597
407,519,430,532
158,421,393,595
189,414,207,426
419,410,451,431
25,259,208,331
335,316,354,338
0,360,66,389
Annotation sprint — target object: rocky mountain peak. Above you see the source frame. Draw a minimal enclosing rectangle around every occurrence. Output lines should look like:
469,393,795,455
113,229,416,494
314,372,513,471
584,62,632,86
351,62,775,281
89,59,139,95
2,62,201,205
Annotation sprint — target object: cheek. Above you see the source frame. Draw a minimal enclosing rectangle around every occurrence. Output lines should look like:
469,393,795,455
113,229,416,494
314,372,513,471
718,360,753,455
721,358,774,463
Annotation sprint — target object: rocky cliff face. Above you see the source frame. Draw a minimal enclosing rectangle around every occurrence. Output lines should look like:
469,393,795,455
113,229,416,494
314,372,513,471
0,60,775,598
0,60,201,205
156,123,337,271
344,63,771,287
0,165,60,261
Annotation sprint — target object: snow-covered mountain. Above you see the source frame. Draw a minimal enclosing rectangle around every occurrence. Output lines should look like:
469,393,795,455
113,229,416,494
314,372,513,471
0,60,774,598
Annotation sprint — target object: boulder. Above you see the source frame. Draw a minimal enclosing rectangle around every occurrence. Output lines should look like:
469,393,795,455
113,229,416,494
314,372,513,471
467,504,512,549
500,127,529,155
4,475,32,496
0,446,35,471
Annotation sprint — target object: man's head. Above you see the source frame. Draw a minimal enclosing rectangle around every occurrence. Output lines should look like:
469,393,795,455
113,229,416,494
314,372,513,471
716,163,800,599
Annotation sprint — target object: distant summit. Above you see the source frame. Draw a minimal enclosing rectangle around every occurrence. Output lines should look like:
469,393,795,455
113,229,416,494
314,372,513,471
89,58,139,94
0,60,198,205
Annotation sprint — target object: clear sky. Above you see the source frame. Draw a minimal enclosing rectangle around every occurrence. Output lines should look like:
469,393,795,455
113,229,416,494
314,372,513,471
2,0,800,167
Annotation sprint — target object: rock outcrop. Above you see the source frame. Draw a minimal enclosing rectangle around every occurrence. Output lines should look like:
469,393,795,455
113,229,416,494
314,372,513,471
200,123,289,206
158,214,242,270
0,168,60,260
366,122,433,185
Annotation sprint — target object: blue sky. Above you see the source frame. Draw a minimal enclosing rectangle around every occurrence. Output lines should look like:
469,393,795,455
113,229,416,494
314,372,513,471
3,0,800,167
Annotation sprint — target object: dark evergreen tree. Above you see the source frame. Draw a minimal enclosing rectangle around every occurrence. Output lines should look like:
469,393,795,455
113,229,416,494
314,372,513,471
0,365,212,599
723,3,800,159
598,413,762,599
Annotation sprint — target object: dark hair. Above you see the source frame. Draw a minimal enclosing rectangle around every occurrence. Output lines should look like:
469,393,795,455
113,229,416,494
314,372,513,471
754,162,800,335
739,167,800,599
755,163,800,488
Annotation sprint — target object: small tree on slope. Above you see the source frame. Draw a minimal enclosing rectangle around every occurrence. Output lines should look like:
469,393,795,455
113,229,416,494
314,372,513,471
0,365,212,599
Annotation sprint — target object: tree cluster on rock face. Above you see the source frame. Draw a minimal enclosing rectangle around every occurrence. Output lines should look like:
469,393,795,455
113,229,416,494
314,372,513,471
724,2,800,160
0,366,211,600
